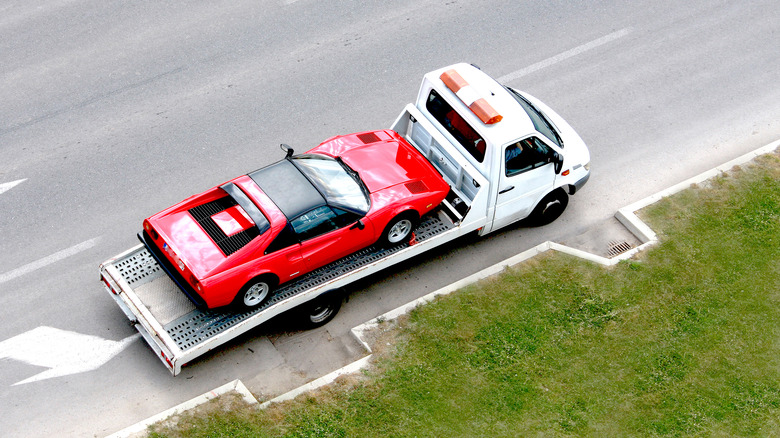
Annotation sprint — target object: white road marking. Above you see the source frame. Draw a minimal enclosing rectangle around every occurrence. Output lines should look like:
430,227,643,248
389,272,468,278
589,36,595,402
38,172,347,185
0,237,101,284
0,326,140,386
0,178,26,195
497,28,633,83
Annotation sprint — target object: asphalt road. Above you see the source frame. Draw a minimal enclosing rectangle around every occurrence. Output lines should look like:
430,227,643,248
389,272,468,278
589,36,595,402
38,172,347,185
1,0,778,436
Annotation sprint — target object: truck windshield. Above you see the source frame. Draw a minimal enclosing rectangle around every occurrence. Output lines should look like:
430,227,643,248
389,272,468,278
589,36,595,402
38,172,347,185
506,87,563,149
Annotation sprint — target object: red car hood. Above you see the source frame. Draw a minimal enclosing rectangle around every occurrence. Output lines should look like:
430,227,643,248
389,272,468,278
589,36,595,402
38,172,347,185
311,130,440,193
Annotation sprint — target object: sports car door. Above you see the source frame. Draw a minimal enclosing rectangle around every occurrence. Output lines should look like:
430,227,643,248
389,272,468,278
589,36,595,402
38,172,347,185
292,206,374,272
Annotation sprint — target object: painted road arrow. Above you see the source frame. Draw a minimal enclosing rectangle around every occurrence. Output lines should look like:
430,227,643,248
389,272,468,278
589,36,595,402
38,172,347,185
0,326,139,386
0,179,26,195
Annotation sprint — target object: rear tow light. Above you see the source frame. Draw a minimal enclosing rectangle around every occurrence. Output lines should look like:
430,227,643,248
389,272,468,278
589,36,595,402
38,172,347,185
102,275,117,295
160,350,173,368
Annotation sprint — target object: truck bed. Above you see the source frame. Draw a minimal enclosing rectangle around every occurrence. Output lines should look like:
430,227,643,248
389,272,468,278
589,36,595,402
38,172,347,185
101,207,460,375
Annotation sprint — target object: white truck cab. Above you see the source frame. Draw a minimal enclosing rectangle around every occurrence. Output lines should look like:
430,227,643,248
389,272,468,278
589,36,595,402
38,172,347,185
395,63,590,234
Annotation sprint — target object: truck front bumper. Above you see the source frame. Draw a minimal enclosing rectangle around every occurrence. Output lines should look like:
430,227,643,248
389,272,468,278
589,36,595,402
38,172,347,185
571,169,590,194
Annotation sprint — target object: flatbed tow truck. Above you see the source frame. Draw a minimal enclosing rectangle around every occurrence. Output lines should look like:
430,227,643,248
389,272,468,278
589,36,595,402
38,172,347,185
100,63,591,375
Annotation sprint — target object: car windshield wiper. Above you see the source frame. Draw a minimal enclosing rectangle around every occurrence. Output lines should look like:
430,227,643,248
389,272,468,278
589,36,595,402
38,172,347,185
336,157,370,199
508,87,564,148
547,118,564,147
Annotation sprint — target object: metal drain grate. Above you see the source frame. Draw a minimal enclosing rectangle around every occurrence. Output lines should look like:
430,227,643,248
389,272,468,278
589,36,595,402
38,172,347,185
607,240,633,257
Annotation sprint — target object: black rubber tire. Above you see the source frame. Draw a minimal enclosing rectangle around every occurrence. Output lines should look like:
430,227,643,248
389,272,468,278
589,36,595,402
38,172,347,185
234,276,276,311
299,293,342,329
527,189,569,226
380,212,418,247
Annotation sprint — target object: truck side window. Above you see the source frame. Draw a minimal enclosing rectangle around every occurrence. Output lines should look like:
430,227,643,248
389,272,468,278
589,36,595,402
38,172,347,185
426,89,486,163
505,137,552,177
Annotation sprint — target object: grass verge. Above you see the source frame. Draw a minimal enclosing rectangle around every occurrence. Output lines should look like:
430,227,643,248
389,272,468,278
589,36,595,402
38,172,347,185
149,152,780,437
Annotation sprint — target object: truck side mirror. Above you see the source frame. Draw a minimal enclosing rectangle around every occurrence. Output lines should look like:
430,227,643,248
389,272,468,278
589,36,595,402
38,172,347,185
553,152,564,174
280,143,294,158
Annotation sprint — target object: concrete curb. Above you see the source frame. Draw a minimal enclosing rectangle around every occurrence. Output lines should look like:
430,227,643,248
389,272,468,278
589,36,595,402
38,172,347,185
107,379,257,438
109,139,778,435
257,355,373,409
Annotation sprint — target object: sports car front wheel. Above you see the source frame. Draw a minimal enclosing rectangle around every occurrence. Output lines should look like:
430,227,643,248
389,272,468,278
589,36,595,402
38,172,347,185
380,213,418,247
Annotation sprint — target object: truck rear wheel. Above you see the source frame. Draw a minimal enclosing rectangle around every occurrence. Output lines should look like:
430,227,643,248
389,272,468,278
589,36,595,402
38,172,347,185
527,189,568,226
299,293,342,328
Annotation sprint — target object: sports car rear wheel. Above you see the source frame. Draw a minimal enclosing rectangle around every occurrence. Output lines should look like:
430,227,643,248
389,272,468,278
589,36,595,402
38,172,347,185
381,212,418,247
236,277,275,311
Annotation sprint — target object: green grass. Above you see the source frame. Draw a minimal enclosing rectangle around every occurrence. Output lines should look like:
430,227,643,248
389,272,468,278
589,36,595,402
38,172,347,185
149,152,780,437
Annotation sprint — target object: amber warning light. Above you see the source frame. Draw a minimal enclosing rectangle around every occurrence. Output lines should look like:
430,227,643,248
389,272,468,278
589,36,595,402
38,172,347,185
439,69,503,125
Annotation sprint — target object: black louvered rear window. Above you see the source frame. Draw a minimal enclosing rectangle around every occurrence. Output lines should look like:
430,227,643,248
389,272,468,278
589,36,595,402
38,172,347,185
189,197,260,257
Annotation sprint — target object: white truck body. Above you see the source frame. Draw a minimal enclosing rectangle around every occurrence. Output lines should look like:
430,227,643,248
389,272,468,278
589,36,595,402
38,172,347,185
100,63,590,375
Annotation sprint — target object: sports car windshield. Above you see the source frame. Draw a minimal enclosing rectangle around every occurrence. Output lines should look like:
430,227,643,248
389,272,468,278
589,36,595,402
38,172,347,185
292,155,370,214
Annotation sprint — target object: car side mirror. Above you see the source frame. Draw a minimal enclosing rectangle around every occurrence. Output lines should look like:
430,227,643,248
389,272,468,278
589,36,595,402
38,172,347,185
349,220,365,230
553,152,564,174
280,143,294,158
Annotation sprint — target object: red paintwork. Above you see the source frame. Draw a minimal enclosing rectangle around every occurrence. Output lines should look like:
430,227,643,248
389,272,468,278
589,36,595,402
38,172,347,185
145,130,449,308
212,205,254,236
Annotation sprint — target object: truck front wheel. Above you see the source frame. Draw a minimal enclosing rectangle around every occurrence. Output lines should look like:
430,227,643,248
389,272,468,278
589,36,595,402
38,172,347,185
527,189,569,226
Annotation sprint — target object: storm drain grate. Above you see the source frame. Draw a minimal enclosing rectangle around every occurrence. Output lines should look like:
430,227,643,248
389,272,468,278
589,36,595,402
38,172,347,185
607,240,634,257
164,214,454,351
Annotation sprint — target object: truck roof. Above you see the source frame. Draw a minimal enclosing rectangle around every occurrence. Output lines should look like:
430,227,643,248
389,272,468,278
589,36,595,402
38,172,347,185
420,63,536,148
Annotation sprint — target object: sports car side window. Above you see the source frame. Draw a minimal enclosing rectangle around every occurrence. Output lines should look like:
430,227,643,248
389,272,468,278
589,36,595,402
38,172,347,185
265,223,298,255
331,207,360,227
291,206,342,241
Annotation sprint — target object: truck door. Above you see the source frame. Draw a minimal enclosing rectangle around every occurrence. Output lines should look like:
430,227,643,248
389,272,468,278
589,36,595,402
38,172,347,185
492,136,556,230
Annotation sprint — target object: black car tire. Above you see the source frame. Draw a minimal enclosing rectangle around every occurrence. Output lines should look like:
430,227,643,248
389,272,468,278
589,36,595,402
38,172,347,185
526,188,569,226
380,212,418,247
299,293,343,329
234,276,276,311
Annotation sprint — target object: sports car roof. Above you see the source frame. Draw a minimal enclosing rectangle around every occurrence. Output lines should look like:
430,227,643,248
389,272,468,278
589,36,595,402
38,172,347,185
249,159,324,220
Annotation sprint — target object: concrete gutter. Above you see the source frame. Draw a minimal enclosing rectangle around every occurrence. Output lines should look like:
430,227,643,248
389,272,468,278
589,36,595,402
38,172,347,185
107,379,257,438
107,139,779,436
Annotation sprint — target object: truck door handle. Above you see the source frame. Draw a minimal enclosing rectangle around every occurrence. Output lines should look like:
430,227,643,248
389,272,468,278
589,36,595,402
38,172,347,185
499,186,514,194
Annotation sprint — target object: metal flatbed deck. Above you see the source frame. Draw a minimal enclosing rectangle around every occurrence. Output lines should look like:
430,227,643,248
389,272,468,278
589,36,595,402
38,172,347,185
101,212,458,374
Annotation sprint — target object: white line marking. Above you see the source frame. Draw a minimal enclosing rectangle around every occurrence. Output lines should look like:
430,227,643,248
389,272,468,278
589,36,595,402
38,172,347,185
0,237,101,284
0,179,26,195
0,326,140,385
497,28,633,83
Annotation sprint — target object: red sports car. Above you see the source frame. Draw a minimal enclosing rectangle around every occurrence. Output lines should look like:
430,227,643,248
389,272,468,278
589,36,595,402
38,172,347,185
141,130,450,310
